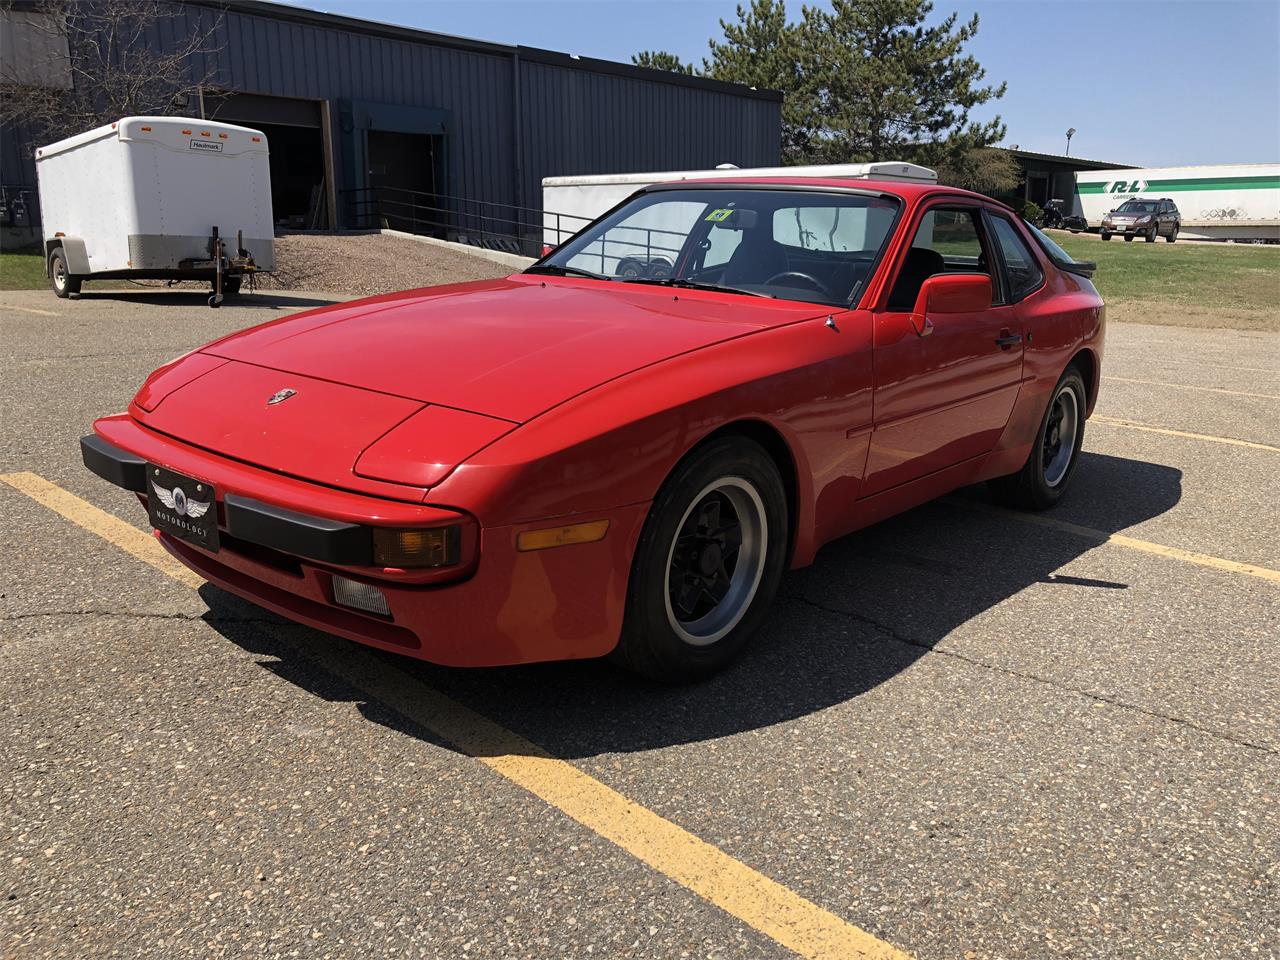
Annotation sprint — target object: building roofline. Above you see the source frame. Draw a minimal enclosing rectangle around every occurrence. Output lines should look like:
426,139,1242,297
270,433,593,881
1005,148,1135,170
192,0,784,103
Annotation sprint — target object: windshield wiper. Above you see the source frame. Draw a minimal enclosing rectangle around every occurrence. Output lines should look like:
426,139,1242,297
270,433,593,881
524,264,610,281
620,277,773,298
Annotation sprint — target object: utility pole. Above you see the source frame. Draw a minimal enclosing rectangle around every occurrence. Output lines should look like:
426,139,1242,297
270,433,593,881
1065,127,1076,156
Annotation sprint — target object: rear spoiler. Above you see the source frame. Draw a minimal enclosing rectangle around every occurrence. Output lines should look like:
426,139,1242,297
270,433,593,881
1054,258,1096,280
1022,217,1097,279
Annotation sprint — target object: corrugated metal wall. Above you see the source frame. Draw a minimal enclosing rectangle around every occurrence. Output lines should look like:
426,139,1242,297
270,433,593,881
1,0,781,234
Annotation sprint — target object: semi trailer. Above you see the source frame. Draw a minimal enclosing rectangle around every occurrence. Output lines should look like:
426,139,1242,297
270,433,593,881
1074,163,1279,242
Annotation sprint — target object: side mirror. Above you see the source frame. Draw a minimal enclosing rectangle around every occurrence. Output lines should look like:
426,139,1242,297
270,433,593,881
909,274,992,337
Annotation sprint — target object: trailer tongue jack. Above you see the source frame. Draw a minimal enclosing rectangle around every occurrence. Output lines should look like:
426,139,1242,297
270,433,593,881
188,226,260,308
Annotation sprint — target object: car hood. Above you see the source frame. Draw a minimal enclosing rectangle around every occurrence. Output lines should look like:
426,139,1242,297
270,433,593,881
136,276,825,495
199,276,826,422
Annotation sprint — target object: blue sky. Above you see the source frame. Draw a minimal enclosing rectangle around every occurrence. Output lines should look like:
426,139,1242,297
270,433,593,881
281,0,1279,167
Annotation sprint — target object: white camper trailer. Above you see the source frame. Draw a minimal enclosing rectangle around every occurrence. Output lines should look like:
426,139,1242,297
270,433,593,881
36,116,275,305
1073,163,1279,242
541,161,937,254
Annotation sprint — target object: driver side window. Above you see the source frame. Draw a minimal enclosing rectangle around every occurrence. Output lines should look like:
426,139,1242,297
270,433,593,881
888,207,991,311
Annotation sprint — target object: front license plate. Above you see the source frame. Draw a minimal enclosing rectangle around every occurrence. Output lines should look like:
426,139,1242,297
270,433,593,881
146,464,220,552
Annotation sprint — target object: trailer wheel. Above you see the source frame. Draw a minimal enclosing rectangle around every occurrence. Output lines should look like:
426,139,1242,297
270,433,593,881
49,247,81,298
220,276,242,296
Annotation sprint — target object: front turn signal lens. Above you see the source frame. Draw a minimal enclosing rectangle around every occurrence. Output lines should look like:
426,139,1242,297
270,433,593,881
372,525,461,568
516,519,610,552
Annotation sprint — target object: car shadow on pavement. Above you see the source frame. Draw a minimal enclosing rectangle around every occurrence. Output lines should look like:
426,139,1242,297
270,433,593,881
71,289,342,309
200,451,1182,759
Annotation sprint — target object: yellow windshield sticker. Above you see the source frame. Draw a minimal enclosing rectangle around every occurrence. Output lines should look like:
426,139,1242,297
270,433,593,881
705,208,734,222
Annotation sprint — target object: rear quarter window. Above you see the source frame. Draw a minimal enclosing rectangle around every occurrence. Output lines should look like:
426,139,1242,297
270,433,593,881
988,215,1044,301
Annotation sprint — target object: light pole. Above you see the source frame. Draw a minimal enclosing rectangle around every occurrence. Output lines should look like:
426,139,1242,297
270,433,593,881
1065,127,1076,156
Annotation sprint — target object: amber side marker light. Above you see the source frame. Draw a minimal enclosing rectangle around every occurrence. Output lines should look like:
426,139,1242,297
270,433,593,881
517,519,610,552
372,525,461,568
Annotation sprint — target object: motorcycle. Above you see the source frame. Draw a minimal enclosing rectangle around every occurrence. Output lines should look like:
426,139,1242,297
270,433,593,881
1040,198,1088,233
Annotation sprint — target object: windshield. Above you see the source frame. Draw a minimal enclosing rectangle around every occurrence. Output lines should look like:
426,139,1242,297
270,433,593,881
1116,200,1158,214
533,188,901,306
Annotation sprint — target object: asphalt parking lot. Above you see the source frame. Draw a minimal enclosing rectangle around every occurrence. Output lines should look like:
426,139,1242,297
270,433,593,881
2,287,1277,960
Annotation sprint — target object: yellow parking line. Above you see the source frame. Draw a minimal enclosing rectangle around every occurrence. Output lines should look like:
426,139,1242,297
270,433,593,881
955,500,1280,584
1091,416,1280,453
0,303,61,317
1,472,202,587
1105,376,1280,401
4,471,911,960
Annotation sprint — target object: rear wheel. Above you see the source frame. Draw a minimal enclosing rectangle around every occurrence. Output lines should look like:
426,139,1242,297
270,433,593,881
1124,233,1134,242
1167,224,1178,243
613,437,788,682
1100,231,1112,241
989,366,1087,510
48,247,81,298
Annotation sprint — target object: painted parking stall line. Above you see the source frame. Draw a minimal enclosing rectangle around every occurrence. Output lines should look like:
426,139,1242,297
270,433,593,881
1,471,912,960
0,303,61,317
1104,376,1280,402
1090,416,1280,453
954,498,1280,584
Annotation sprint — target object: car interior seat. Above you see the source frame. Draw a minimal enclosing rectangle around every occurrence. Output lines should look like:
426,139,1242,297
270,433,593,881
887,247,946,311
722,230,790,287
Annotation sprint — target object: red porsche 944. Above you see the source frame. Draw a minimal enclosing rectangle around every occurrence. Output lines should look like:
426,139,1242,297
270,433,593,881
83,178,1103,681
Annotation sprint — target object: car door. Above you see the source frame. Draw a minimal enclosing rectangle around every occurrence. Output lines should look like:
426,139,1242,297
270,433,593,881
863,203,1025,497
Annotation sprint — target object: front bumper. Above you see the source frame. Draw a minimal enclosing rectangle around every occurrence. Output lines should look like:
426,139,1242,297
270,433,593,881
82,433,380,566
1101,220,1150,234
81,422,648,667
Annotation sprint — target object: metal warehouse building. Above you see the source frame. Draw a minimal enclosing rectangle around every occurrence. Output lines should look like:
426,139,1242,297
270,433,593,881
0,0,782,250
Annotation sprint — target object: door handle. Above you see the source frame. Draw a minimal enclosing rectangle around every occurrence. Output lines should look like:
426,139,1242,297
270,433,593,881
995,332,1022,349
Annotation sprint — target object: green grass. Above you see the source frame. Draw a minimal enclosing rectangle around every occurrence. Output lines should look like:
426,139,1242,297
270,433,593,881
0,252,47,291
1051,232,1280,313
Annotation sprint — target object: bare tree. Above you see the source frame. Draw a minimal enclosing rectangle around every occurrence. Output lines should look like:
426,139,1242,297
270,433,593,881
0,0,223,147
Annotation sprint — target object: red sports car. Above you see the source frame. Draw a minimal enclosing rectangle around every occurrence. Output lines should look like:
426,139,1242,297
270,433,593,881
82,178,1103,681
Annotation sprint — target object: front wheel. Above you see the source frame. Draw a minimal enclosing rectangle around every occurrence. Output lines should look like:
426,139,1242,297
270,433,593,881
1145,225,1158,242
989,367,1087,510
613,437,788,682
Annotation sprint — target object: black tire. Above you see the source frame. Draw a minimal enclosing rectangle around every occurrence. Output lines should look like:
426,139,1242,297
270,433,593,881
1167,224,1178,243
48,246,81,298
616,258,644,280
221,275,242,296
1100,232,1112,241
989,366,1087,511
1124,234,1134,242
612,436,788,683
1145,225,1157,243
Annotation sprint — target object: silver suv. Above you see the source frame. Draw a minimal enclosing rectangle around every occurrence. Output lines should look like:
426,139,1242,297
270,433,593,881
1101,198,1180,243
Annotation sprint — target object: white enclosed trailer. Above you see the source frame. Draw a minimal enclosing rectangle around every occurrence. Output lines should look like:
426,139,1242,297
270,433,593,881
1073,163,1279,242
541,161,936,251
36,116,275,304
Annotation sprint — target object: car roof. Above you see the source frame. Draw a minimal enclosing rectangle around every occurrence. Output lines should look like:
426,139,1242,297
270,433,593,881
647,175,998,206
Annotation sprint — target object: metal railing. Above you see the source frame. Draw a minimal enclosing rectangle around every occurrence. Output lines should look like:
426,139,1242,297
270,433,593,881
341,185,699,277
342,185,591,257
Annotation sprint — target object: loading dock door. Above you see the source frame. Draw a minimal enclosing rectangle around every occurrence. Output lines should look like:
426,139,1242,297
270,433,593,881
207,93,330,228
338,100,449,232
366,131,444,234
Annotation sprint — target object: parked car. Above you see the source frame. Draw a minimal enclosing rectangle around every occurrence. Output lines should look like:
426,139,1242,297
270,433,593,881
81,178,1104,682
1100,198,1180,242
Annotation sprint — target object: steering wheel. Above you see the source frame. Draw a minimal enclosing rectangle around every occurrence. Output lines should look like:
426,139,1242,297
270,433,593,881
764,271,834,299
